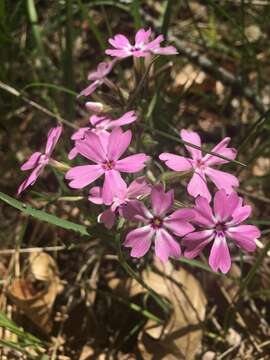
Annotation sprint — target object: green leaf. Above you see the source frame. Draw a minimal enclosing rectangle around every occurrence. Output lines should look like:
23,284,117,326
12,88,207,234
0,191,89,236
178,257,220,275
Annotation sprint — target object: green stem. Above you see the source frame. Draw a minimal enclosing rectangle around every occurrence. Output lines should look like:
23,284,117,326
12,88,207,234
117,238,171,315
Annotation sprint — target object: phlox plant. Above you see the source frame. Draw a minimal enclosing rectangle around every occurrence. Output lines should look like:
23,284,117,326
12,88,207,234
17,28,260,275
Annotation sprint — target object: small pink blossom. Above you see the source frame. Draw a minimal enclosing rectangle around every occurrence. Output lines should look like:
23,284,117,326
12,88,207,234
17,125,62,195
88,176,151,229
182,190,260,273
122,185,194,262
105,28,178,59
65,127,149,205
68,111,137,160
159,130,239,202
79,60,116,97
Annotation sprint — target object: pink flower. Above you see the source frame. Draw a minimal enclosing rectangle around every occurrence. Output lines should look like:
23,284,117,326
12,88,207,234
105,28,178,58
79,60,116,97
65,127,149,205
182,190,260,273
122,185,194,262
159,129,239,202
89,176,151,229
17,125,62,195
68,111,137,160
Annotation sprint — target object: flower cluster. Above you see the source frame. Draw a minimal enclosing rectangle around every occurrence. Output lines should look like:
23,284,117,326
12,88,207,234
17,28,260,274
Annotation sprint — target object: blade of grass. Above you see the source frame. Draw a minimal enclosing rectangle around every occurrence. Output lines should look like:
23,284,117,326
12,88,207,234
77,0,106,51
224,239,270,332
142,125,247,167
161,0,173,39
0,191,89,236
130,0,142,30
117,236,171,315
26,0,44,57
178,257,221,275
0,81,78,129
63,0,75,120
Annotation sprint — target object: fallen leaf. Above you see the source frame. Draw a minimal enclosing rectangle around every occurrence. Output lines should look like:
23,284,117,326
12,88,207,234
8,252,63,334
109,259,206,359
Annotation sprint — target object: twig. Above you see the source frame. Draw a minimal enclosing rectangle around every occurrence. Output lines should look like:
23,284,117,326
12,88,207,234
0,81,78,129
0,245,66,255
143,13,265,113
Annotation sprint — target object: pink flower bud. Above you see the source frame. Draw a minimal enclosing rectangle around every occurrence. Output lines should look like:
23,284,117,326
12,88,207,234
85,101,104,113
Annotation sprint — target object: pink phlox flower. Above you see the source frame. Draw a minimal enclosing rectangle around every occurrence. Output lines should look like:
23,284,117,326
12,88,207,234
159,129,239,202
182,189,260,273
122,184,194,262
65,127,150,205
68,111,137,160
105,28,178,58
88,176,151,229
17,125,62,195
78,60,116,97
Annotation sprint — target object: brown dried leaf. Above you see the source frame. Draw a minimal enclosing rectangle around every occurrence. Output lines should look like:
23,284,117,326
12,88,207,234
8,252,63,334
109,260,206,359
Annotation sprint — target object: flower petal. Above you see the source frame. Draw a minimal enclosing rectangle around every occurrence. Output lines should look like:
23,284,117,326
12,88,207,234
193,196,215,226
159,153,192,172
88,186,103,204
105,49,130,58
115,154,149,173
230,205,252,226
102,169,127,205
108,34,130,49
108,111,137,128
17,164,45,195
126,176,151,198
226,225,260,252
183,230,214,259
45,125,62,156
213,190,239,222
154,229,181,263
20,152,42,171
107,127,131,161
124,226,154,258
98,209,116,229
164,218,194,237
121,199,152,222
187,171,211,202
65,165,104,189
78,80,100,97
205,167,239,193
152,46,178,55
76,131,106,163
151,185,174,217
209,234,231,273
180,129,202,160
203,137,237,166
135,28,152,46
68,147,78,160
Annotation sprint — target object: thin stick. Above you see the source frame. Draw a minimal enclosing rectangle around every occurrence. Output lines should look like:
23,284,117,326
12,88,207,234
0,245,66,255
0,81,78,129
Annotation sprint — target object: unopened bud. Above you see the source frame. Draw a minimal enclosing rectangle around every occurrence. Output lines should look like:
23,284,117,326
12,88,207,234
85,101,104,113
49,159,70,172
